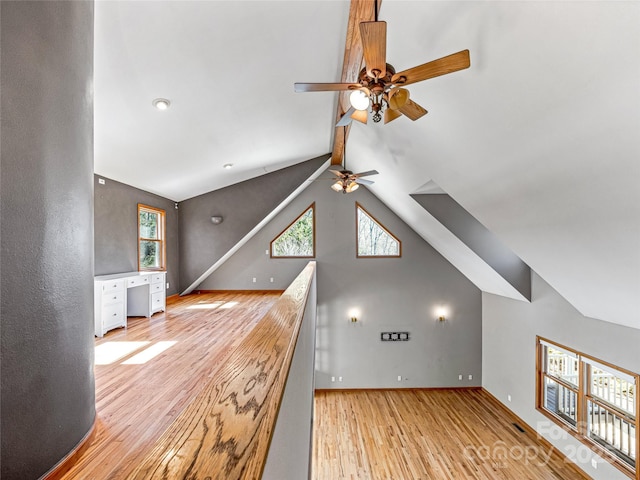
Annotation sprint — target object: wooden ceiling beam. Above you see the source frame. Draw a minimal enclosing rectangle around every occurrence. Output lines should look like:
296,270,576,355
331,0,382,165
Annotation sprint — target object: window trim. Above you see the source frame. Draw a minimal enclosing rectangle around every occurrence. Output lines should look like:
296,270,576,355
137,204,166,271
536,336,639,479
269,202,316,259
355,202,402,258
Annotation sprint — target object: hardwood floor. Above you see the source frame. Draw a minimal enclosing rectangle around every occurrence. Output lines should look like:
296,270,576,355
60,291,281,480
62,292,588,480
312,389,589,480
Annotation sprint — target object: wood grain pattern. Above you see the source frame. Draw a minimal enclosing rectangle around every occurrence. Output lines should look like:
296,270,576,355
128,262,316,480
331,0,382,165
59,290,282,480
391,49,471,86
359,21,387,78
313,388,591,480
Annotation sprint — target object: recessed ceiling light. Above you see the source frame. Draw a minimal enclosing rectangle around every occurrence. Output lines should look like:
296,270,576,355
152,98,171,110
223,163,233,169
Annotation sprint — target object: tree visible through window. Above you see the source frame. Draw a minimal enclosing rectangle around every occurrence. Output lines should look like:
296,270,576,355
270,203,315,258
356,202,401,257
138,204,166,270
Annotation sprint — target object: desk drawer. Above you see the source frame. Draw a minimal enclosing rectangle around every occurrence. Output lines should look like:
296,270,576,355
102,279,125,294
151,292,165,311
103,290,124,306
103,303,125,330
150,282,164,294
127,275,150,288
151,273,164,284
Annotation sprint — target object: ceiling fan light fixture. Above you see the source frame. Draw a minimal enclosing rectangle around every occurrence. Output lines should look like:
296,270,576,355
349,89,370,111
346,181,360,193
331,181,344,192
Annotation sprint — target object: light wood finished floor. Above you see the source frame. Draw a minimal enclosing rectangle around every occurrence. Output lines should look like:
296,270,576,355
313,389,589,480
60,291,281,480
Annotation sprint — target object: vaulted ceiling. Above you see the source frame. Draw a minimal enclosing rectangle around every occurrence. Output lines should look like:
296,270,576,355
94,1,640,330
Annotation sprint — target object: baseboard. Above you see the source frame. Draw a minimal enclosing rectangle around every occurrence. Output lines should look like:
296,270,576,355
191,289,285,295
481,388,591,480
165,293,181,305
41,415,98,480
315,386,482,393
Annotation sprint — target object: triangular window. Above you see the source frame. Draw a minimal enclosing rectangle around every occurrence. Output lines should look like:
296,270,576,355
270,203,315,258
356,202,401,257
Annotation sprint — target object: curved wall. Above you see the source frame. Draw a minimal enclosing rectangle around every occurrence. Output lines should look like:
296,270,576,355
1,2,96,478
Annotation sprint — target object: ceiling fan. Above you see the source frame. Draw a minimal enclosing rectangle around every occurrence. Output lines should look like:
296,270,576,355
329,168,378,194
294,3,470,125
322,127,378,194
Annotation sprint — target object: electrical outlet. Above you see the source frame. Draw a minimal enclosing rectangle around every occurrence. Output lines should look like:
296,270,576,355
458,374,463,381
331,376,335,383
270,277,274,283
265,249,269,255
397,375,402,382
508,395,512,402
252,277,256,283
591,458,597,469
338,376,343,382
468,374,473,380
166,282,169,289
98,178,105,185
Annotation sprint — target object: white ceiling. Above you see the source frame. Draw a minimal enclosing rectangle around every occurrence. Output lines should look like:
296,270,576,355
94,1,640,330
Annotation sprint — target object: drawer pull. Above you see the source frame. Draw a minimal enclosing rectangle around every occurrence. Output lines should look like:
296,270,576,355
113,313,117,316
113,296,117,300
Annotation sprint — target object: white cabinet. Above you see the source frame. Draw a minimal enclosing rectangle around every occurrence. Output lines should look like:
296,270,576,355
94,271,167,337
94,277,126,337
150,273,166,314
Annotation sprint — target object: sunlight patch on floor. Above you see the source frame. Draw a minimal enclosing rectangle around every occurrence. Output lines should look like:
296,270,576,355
122,341,177,364
95,341,150,365
186,301,225,310
219,301,238,310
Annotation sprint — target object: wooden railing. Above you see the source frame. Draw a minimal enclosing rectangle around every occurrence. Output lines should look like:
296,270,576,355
128,262,317,480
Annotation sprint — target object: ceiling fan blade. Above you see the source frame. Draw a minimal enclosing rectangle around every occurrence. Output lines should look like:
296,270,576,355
329,169,345,177
391,49,470,86
354,170,379,177
355,178,375,186
336,107,356,127
359,21,387,79
350,109,368,124
398,100,428,121
294,82,361,93
384,108,402,124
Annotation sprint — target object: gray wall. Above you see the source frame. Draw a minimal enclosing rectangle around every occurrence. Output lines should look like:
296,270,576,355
199,172,483,389
262,267,316,480
94,175,179,296
178,155,328,292
413,193,531,300
483,272,640,480
1,2,96,478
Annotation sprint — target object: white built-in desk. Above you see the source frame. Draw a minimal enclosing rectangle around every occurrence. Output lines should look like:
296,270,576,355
94,271,166,337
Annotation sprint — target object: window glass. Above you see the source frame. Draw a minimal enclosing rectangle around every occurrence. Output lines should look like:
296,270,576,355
537,338,638,475
270,204,315,258
138,204,165,271
546,346,579,388
356,203,400,257
543,377,578,426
